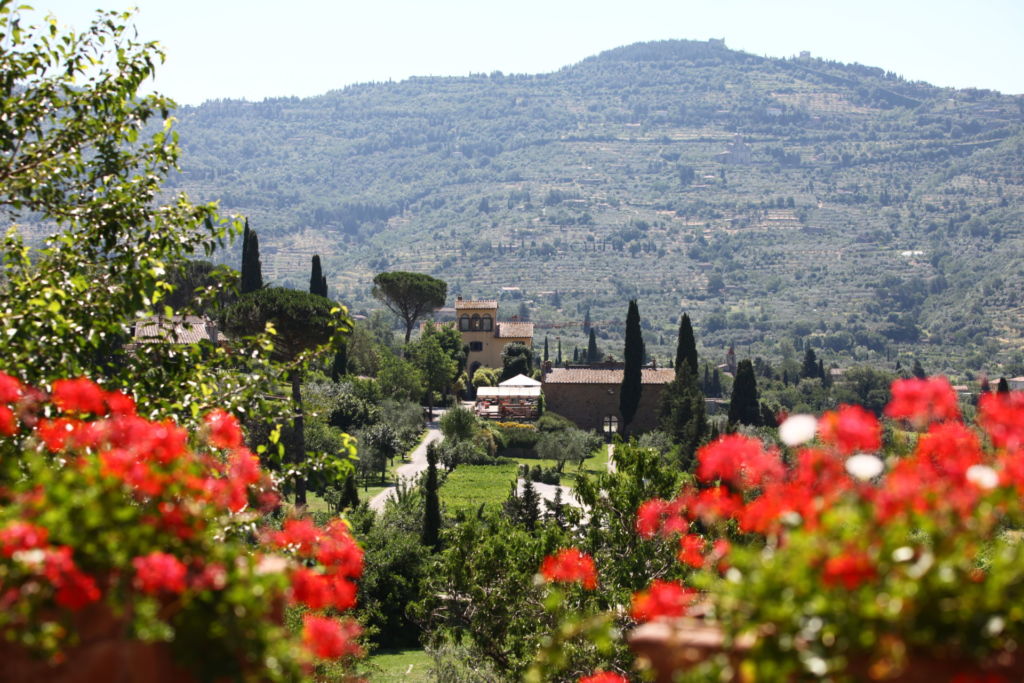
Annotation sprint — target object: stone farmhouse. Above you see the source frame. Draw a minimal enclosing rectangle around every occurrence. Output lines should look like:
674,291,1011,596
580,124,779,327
542,365,675,435
455,297,534,373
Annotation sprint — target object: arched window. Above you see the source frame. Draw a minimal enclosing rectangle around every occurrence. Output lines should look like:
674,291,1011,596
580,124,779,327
481,315,493,331
471,314,481,330
459,315,470,331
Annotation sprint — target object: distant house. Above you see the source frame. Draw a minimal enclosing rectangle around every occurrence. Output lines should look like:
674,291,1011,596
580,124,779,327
128,315,221,349
714,135,752,165
542,365,675,435
455,297,534,372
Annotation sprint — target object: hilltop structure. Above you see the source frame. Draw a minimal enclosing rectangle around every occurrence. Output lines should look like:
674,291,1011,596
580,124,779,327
456,297,534,372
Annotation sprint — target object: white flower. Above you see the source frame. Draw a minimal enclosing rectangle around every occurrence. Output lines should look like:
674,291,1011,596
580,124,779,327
845,453,884,481
966,464,999,490
254,554,289,575
779,414,817,447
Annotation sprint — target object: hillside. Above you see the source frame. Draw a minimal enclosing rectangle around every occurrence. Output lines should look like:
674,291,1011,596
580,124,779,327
167,39,1024,375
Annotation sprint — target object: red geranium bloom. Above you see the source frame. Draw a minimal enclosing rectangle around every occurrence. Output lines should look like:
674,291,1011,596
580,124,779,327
822,549,876,590
204,409,243,449
0,521,49,556
685,486,743,523
301,614,362,659
0,405,17,436
697,434,783,489
104,389,136,416
0,371,24,403
132,551,188,594
818,405,881,454
978,391,1024,451
635,498,688,538
330,576,357,611
54,567,101,610
678,534,705,568
579,672,629,683
51,378,107,416
316,525,364,579
540,548,598,589
291,568,333,610
631,579,696,622
271,518,322,556
914,422,983,480
885,377,960,425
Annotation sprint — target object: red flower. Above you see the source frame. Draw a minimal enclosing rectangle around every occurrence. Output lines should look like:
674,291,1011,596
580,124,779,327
885,377,961,426
330,576,357,611
914,422,982,480
54,568,101,610
686,486,743,523
316,523,364,579
204,409,243,449
579,672,629,683
678,534,705,568
51,378,107,415
822,550,876,590
818,405,881,454
271,518,321,556
301,614,362,659
0,405,17,436
540,548,598,589
697,434,783,489
0,371,24,403
979,391,1024,451
635,498,688,538
291,568,333,610
132,552,188,594
631,579,696,622
104,390,136,416
0,521,49,556
191,562,227,591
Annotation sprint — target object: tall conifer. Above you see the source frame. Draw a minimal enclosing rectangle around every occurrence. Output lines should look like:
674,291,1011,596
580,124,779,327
675,313,698,376
421,443,441,550
728,359,761,426
240,230,263,294
587,328,599,363
620,299,644,434
309,254,328,297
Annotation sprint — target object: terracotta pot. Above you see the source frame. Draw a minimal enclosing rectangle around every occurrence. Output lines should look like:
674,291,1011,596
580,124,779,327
628,618,1024,682
0,602,197,683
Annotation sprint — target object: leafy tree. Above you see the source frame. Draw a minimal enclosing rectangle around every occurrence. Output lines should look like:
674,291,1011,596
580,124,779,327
240,226,264,294
536,428,601,473
472,366,499,388
377,352,425,403
833,366,894,414
912,358,926,379
440,406,479,442
410,334,457,419
674,313,698,375
309,254,328,297
500,342,533,382
728,359,761,426
619,299,645,434
372,271,447,344
360,422,400,484
220,287,350,504
421,443,442,551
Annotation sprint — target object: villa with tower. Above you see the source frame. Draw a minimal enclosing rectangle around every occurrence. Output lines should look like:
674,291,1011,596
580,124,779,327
455,297,534,374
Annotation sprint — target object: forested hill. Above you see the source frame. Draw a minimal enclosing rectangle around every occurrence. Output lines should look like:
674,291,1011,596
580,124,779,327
168,39,1024,374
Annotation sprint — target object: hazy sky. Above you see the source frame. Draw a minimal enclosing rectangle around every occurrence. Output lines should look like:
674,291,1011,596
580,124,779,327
32,0,1024,105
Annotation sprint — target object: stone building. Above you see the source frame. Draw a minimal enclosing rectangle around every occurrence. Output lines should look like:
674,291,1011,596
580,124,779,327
455,297,534,372
542,366,675,435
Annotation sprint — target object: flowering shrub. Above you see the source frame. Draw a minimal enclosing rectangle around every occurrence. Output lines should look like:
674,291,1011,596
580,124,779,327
0,373,363,681
630,378,1024,679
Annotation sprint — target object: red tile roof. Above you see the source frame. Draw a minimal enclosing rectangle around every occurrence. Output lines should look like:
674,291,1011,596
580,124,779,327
455,299,498,310
496,321,534,338
132,316,220,344
543,368,676,385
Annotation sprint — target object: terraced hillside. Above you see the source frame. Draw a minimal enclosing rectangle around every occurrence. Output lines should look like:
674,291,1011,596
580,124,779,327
168,39,1024,375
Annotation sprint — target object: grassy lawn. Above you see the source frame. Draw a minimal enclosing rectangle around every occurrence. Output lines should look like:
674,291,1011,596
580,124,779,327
439,462,519,514
361,648,432,681
512,445,611,487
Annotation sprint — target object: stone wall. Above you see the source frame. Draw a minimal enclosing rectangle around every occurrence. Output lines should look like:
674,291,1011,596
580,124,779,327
544,382,665,434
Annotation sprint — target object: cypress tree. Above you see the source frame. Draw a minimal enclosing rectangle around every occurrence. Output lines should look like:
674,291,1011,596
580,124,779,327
573,347,579,363
240,229,263,294
556,338,562,366
330,341,348,381
620,299,645,434
712,368,722,397
339,472,359,509
912,359,926,379
998,377,1010,394
658,363,706,468
309,254,328,297
822,365,833,389
801,347,818,379
520,477,541,531
980,376,991,393
587,328,599,363
728,359,761,426
674,313,698,377
543,336,549,363
817,358,826,381
241,218,250,276
421,443,441,550
583,308,591,334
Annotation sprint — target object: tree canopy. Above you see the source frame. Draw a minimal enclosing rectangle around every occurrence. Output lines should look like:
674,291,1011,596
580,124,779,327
372,271,447,344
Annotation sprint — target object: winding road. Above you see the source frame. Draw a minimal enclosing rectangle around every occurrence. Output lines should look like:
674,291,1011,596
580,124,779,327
368,415,444,512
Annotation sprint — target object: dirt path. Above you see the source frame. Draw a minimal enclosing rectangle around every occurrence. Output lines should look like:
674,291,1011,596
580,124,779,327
368,418,444,513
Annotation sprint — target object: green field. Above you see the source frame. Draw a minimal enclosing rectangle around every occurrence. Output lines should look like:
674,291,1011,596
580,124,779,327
439,462,519,514
361,648,432,682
